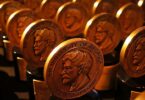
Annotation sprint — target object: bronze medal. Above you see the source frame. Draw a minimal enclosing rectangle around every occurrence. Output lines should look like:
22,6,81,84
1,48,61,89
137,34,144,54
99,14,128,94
20,19,64,68
55,2,89,38
116,2,144,40
6,8,37,48
120,26,145,78
44,38,104,99
84,13,122,55
0,1,24,32
39,0,70,20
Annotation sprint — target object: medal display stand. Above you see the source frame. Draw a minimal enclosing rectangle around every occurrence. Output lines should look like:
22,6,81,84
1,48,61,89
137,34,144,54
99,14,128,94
95,52,120,100
12,50,27,81
0,31,5,56
133,90,145,100
130,91,142,100
16,57,27,81
3,38,13,62
26,64,44,100
117,68,145,100
26,66,44,100
33,80,51,100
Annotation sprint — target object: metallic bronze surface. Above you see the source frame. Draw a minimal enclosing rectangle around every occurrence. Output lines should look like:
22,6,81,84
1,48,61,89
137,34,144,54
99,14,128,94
6,8,37,48
39,0,70,20
20,19,64,68
17,57,27,81
132,0,145,19
3,40,13,61
92,0,118,16
131,0,144,7
23,0,43,13
72,0,96,15
120,26,145,78
84,13,121,55
95,63,119,90
118,0,131,7
116,2,144,40
135,90,145,100
130,91,141,100
0,1,24,32
33,80,51,100
44,38,104,99
0,0,7,4
55,2,89,38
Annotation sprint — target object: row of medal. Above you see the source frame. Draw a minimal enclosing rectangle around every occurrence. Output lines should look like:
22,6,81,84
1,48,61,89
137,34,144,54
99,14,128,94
0,0,144,99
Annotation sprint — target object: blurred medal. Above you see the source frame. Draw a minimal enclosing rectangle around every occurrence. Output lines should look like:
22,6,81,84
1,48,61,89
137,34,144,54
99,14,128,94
116,2,144,40
55,2,89,38
6,8,37,48
84,13,121,55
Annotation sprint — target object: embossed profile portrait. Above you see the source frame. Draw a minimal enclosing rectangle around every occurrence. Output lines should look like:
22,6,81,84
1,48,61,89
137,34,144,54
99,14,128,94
94,21,116,52
16,16,34,39
34,28,56,61
132,38,145,71
63,8,83,33
61,50,92,91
